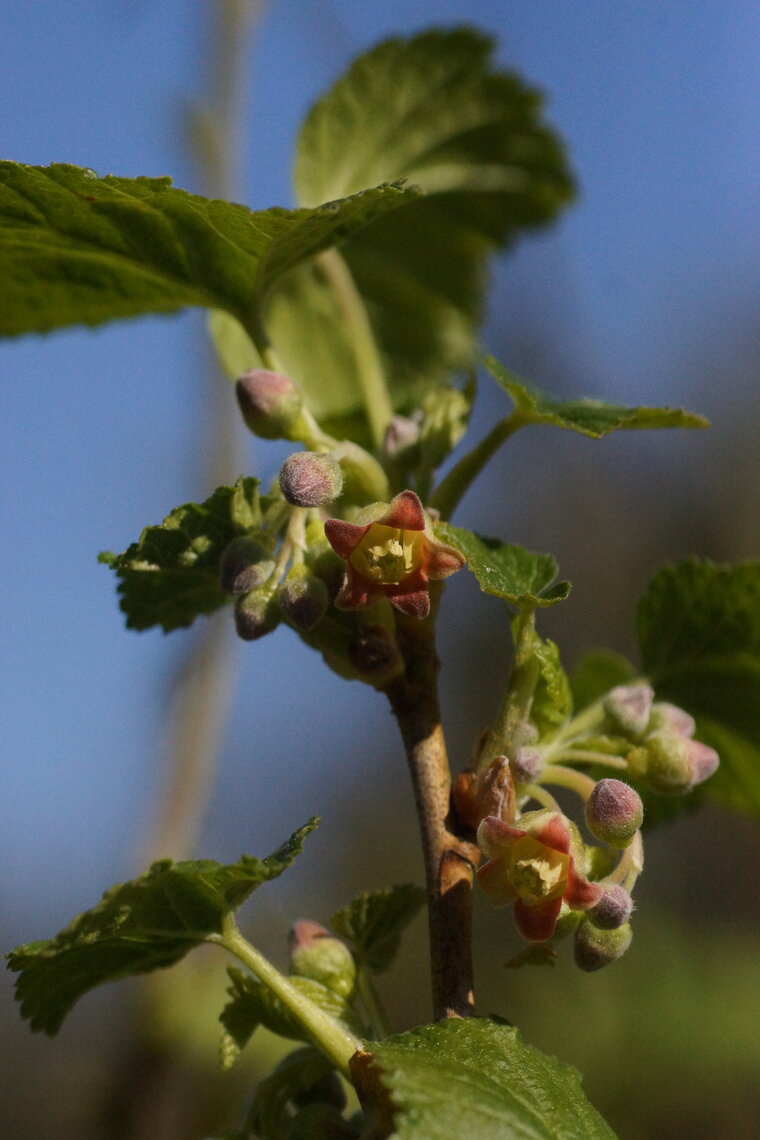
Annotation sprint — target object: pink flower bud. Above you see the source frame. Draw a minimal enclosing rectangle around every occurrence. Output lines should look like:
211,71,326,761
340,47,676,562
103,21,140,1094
279,451,343,508
585,779,643,848
235,369,303,440
510,746,543,785
574,919,633,971
233,588,280,641
277,571,328,632
219,535,275,594
587,885,634,930
629,731,706,795
647,701,696,738
604,683,654,740
684,738,719,788
288,919,356,999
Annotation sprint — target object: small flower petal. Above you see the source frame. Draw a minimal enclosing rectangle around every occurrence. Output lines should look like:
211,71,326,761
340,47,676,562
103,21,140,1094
477,815,526,858
425,541,467,580
324,518,371,559
514,896,563,942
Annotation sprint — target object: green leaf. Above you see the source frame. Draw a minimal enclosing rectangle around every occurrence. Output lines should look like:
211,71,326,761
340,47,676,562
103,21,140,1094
0,161,416,339
220,966,355,1065
275,29,574,426
101,476,264,632
360,1018,617,1139
570,650,637,711
483,355,709,437
527,630,573,738
247,1047,346,1140
330,885,425,974
638,559,760,816
436,522,571,609
7,820,317,1035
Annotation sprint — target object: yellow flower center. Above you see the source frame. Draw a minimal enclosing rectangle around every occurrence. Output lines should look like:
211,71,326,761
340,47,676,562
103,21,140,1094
350,524,424,585
506,835,569,906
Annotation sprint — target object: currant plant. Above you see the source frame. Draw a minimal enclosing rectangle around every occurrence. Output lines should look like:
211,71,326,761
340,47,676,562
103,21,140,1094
5,27,760,1140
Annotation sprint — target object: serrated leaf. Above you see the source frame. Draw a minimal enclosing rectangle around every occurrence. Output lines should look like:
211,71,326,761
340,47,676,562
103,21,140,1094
570,650,637,711
7,820,317,1035
483,355,709,437
273,29,574,426
330,886,425,974
220,966,356,1063
527,629,572,737
638,559,760,816
436,522,570,609
0,161,416,340
247,1047,340,1140
359,1018,617,1140
101,476,264,632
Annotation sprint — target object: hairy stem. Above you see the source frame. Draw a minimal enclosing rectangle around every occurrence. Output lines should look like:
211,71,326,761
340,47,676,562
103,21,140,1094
384,612,479,1020
217,917,362,1076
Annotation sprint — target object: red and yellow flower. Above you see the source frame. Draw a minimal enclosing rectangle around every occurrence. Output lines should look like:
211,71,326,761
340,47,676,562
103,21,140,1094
477,809,604,942
324,490,464,619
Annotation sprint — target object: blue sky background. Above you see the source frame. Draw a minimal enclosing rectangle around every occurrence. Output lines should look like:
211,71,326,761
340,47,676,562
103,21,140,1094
2,4,760,1132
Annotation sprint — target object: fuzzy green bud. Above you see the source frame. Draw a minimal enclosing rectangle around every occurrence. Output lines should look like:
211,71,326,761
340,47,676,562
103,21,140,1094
628,731,718,795
647,701,696,738
279,451,343,508
288,920,356,999
219,534,275,595
574,919,633,971
604,683,654,740
233,587,280,641
347,624,404,685
235,369,304,440
277,567,329,632
587,885,634,930
585,779,643,848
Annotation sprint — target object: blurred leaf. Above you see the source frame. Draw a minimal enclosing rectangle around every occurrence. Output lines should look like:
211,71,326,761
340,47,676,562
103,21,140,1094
100,476,263,632
331,885,425,974
360,1018,617,1139
0,161,416,341
436,522,570,609
247,1047,348,1140
483,355,709,437
220,966,355,1065
638,558,760,815
276,28,574,425
570,650,637,711
7,820,318,1034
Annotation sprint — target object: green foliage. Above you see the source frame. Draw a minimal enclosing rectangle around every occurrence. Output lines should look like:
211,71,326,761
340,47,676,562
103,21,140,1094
483,355,709,437
436,522,571,609
331,885,425,974
638,559,760,815
362,1018,617,1139
100,476,264,632
246,1047,353,1140
7,820,317,1034
256,28,575,430
220,966,356,1067
0,161,416,342
527,629,573,737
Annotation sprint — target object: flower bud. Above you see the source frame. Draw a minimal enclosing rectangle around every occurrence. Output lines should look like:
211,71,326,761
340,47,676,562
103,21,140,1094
219,535,275,594
585,779,643,848
347,624,404,684
277,568,329,632
233,587,280,641
587,885,634,930
235,369,304,440
574,919,633,971
628,731,717,795
288,920,356,999
510,746,543,785
647,701,695,738
279,451,343,508
604,683,654,740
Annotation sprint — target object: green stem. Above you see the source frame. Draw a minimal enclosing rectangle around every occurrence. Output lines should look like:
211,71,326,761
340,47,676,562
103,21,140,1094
315,248,394,451
479,608,539,770
430,412,527,519
607,831,645,891
216,916,362,1076
357,968,392,1040
521,783,561,812
540,763,597,801
549,749,628,771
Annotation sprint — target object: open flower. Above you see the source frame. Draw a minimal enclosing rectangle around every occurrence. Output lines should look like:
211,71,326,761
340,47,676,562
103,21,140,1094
477,810,603,942
323,490,464,619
